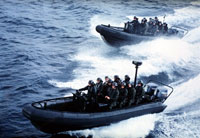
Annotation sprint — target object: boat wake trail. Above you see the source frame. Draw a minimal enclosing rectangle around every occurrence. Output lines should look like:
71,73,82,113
165,74,200,111
68,114,158,138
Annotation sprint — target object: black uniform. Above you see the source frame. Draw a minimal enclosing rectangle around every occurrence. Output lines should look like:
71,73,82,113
118,87,128,108
130,18,139,34
135,85,145,104
147,21,153,34
106,87,119,110
163,23,168,34
101,82,110,98
127,86,136,106
96,81,104,102
124,75,130,85
151,24,158,35
114,79,121,89
78,85,97,104
157,23,163,34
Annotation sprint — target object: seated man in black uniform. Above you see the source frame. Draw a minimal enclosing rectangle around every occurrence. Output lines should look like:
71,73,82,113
96,77,104,103
105,82,119,110
118,82,128,108
114,75,121,88
135,80,145,105
126,82,136,106
101,76,111,101
163,23,168,34
157,21,163,35
124,75,130,85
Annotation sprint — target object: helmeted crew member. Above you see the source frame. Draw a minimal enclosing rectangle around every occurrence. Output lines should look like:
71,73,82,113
127,82,136,106
157,21,163,34
101,76,111,99
78,80,97,105
114,75,121,88
96,77,104,102
139,18,148,35
118,82,128,108
105,82,119,110
104,76,110,84
130,16,139,34
135,80,145,105
151,22,158,35
154,16,159,25
163,23,168,34
124,75,130,86
96,78,103,94
147,18,154,34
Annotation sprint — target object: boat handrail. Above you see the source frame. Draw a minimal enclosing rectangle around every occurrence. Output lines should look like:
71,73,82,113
145,80,174,103
32,96,72,109
101,24,124,30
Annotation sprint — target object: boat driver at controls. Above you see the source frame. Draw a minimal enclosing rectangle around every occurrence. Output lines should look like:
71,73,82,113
77,80,97,110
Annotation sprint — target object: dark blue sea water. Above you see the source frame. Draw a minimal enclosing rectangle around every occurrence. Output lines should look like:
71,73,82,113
1,0,200,137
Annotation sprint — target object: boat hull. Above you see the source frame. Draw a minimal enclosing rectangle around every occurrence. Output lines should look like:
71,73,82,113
96,25,155,46
23,101,167,134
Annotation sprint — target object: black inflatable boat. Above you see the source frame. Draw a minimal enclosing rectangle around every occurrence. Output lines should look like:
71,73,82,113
23,97,168,134
22,61,173,134
96,24,188,46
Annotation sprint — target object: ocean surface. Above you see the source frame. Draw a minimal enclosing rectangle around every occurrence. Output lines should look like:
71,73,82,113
0,0,200,137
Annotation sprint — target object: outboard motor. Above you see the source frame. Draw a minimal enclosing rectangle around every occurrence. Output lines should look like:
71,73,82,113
144,82,169,102
154,86,168,102
145,82,158,96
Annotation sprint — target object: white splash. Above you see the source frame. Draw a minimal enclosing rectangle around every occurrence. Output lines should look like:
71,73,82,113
166,6,200,28
69,114,159,138
165,74,200,111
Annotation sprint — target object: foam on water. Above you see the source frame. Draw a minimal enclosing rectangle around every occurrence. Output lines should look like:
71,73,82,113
166,6,200,28
69,114,158,138
49,31,200,90
183,26,200,44
165,74,200,111
155,109,200,137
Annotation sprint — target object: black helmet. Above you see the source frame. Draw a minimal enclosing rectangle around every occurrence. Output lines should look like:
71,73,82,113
134,16,137,19
108,79,112,84
125,75,130,80
155,16,158,20
114,75,119,79
105,76,109,79
137,80,143,84
88,80,94,85
97,77,102,82
112,82,118,87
